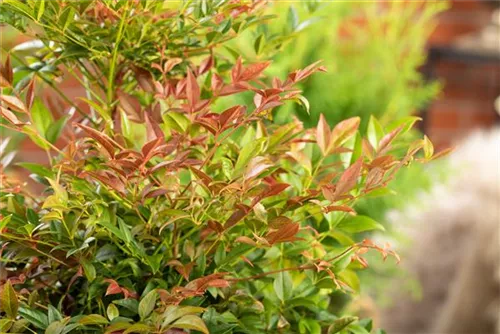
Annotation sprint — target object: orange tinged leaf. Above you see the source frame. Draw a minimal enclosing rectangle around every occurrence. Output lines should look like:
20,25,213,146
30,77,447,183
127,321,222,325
235,236,256,246
0,95,27,113
75,123,120,158
117,90,142,122
0,105,24,125
186,70,200,109
239,61,271,81
316,114,331,156
378,126,403,153
25,79,35,111
334,158,363,198
266,222,300,245
330,117,360,149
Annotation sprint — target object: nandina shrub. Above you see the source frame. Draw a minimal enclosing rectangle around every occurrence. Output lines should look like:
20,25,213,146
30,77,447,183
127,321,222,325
0,1,446,333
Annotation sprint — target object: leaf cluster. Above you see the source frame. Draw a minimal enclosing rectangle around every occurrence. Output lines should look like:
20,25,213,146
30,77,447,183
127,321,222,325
0,1,446,333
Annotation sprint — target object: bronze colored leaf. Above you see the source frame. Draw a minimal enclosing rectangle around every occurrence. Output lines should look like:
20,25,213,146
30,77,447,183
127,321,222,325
75,123,120,158
330,117,360,149
117,90,143,122
198,55,213,75
266,222,300,245
239,61,271,81
186,70,200,110
25,79,35,111
0,95,27,113
224,204,251,230
0,106,24,125
316,114,331,156
334,158,363,198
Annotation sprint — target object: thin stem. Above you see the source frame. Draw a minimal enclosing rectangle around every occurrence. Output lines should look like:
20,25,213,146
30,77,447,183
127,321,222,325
107,6,129,108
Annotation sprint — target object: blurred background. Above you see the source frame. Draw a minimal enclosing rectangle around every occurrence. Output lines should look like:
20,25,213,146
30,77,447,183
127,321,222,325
1,0,499,333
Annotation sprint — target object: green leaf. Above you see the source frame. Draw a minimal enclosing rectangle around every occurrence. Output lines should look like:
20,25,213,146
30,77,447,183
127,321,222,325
367,115,384,150
97,221,125,242
0,214,12,230
336,215,384,234
423,135,434,159
0,319,13,332
80,259,96,282
22,125,51,150
45,320,66,334
138,289,157,320
296,95,310,115
18,307,49,329
171,315,209,334
348,324,371,334
1,280,18,319
161,306,205,329
113,299,139,314
106,304,119,321
299,319,321,334
123,324,155,334
3,0,34,19
273,271,292,302
17,162,54,178
58,6,75,31
233,137,266,177
328,316,358,334
386,116,421,134
47,305,62,323
79,98,111,122
31,100,53,137
46,117,68,144
287,6,299,31
78,314,108,326
163,111,189,133
254,34,265,55
34,0,45,20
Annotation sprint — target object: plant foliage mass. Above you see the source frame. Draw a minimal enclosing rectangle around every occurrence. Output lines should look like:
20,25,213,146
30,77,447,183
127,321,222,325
0,1,445,333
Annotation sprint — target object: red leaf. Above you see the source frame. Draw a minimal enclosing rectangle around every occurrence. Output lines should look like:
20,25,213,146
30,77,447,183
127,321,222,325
164,58,183,73
219,105,244,129
117,90,143,122
239,61,271,81
0,54,13,84
266,222,300,245
186,70,200,109
224,204,251,230
324,205,356,214
330,117,360,148
190,167,212,188
235,236,256,246
231,57,243,83
211,73,224,93
104,279,122,296
207,279,230,288
142,137,162,160
268,216,293,229
321,185,336,202
365,167,384,190
198,55,213,75
334,158,363,198
75,123,119,158
25,79,35,111
378,126,403,153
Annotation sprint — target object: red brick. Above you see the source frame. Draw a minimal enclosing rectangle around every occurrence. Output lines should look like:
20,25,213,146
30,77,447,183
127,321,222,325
427,103,461,129
450,0,494,10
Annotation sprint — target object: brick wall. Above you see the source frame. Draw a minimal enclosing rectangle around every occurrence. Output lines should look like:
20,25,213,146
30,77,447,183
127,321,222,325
424,0,500,149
